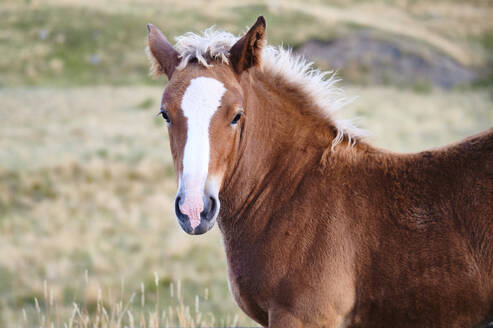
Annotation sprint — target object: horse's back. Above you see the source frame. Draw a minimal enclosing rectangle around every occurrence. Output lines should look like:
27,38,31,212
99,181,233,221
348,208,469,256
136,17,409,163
452,128,493,313
432,127,493,272
441,127,493,167
419,127,493,303
419,128,493,324
350,128,493,327
413,127,493,227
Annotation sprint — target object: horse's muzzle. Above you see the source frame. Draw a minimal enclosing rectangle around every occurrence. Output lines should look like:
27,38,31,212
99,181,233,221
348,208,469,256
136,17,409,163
174,194,218,235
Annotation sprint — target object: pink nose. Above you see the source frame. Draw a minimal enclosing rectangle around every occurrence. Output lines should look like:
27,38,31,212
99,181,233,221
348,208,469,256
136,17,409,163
175,190,218,235
179,193,204,229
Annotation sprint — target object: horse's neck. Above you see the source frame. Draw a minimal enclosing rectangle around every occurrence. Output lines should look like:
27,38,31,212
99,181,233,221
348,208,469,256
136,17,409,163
218,71,339,240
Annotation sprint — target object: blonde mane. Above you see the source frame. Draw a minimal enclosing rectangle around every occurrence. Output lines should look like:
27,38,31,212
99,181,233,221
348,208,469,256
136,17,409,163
170,27,367,149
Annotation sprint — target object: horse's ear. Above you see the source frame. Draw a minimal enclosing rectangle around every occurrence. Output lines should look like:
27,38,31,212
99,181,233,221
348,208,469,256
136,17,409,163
146,23,180,79
229,16,266,75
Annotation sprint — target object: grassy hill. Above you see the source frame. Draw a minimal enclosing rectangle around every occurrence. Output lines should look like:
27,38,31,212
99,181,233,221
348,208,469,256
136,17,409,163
0,0,492,86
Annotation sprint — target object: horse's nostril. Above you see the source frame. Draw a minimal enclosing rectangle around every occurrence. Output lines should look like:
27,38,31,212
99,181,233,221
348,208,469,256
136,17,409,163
175,196,186,222
201,197,217,221
209,197,216,215
174,195,196,234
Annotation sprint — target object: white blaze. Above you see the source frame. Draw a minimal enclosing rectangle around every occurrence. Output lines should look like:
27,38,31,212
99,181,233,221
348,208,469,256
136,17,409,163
179,77,226,228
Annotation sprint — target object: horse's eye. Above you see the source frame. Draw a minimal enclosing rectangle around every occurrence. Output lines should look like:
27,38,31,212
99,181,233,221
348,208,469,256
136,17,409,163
158,108,170,124
231,112,242,125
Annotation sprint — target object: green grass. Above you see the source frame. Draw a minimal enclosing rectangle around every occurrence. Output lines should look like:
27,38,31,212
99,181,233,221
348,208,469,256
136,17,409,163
471,31,493,91
0,3,330,86
0,6,153,86
0,0,491,87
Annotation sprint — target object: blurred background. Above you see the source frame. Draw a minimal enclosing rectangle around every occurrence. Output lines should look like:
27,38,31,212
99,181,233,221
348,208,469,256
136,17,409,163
0,0,492,327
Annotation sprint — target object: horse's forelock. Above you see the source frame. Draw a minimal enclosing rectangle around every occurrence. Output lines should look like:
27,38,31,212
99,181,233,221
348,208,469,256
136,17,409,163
175,28,238,70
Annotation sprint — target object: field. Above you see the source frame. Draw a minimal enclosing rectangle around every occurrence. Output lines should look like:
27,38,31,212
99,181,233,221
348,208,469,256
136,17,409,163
0,0,492,327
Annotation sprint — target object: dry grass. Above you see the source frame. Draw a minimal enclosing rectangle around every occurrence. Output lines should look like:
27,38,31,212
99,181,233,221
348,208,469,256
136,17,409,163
0,87,256,327
0,85,492,327
8,274,240,328
342,86,493,151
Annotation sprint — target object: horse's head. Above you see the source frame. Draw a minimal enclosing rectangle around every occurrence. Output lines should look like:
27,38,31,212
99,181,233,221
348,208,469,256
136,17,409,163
146,17,266,235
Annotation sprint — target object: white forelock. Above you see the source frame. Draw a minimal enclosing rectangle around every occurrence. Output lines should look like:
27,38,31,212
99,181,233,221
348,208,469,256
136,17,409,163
175,28,238,70
173,27,367,149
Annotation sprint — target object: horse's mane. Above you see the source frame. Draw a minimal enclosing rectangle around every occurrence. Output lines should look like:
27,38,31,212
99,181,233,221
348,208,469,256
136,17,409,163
169,27,368,148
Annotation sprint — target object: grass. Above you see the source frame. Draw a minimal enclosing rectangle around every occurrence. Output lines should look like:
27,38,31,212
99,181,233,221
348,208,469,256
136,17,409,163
1,85,492,327
0,86,257,327
0,161,253,327
471,30,493,90
0,5,154,86
12,274,242,327
0,0,491,86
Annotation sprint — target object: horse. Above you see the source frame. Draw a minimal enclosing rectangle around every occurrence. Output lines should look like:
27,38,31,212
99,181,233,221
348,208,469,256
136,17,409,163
146,16,493,327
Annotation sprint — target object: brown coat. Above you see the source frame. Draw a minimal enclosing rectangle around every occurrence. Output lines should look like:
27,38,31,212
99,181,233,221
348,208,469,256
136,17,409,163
219,67,493,327
147,17,493,327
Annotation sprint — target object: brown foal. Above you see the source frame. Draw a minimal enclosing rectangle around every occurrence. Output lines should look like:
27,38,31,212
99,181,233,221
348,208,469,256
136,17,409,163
146,16,493,327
